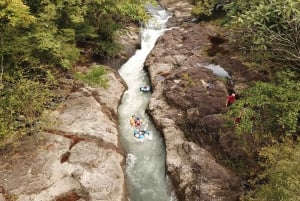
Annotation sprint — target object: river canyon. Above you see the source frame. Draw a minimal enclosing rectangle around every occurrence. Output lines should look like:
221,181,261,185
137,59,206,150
0,0,269,201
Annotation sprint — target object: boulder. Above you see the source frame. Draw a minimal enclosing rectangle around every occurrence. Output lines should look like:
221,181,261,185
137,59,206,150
0,69,127,201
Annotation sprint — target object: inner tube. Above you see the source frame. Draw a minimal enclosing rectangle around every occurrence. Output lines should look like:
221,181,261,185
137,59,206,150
140,86,151,92
134,130,149,139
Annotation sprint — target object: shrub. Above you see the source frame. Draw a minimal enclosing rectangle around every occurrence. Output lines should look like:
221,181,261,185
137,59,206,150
75,64,109,88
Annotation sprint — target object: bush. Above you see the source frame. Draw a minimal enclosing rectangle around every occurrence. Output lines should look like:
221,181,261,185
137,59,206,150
75,64,109,88
0,76,53,144
241,141,300,201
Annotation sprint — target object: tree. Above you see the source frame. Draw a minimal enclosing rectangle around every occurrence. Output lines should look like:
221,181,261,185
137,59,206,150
189,0,229,19
241,141,300,201
77,0,152,57
225,0,300,68
227,70,300,137
0,0,35,83
75,64,109,88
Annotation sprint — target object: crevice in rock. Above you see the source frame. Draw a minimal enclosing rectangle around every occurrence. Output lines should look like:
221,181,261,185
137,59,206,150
44,129,126,157
60,151,71,163
55,191,82,201
44,129,86,151
0,186,13,201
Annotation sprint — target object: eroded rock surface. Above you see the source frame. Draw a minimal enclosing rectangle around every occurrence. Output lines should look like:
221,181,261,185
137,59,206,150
0,70,127,201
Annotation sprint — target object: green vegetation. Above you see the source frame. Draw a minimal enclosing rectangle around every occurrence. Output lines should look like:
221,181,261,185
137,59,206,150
0,75,53,144
241,141,300,201
224,0,300,68
0,0,152,145
228,70,300,137
75,65,109,88
189,0,227,19
216,0,300,200
1,0,299,199
182,73,195,88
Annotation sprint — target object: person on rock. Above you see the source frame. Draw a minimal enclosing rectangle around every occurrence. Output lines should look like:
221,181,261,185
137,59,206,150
226,93,236,107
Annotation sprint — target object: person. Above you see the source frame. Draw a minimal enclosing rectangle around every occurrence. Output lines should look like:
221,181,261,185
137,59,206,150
129,115,142,127
226,93,236,107
135,117,141,127
129,115,136,126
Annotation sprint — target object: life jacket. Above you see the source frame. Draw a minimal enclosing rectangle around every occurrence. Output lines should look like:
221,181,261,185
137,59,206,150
227,94,236,106
135,120,141,127
130,119,135,126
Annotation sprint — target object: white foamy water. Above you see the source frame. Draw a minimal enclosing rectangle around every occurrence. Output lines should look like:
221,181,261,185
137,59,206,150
118,4,176,201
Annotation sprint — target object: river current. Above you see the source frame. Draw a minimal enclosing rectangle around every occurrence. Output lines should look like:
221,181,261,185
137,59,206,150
118,4,175,201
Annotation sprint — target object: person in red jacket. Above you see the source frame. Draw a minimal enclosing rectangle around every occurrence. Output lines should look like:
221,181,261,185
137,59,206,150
226,93,236,107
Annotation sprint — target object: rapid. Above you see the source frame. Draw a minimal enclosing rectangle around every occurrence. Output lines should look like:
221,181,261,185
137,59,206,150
118,4,176,201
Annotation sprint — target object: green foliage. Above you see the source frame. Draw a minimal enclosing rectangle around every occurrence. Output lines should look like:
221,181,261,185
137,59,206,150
75,64,109,88
30,30,80,69
0,0,156,146
76,0,152,57
0,73,53,142
241,141,300,201
223,0,253,18
182,73,195,87
224,0,300,68
190,0,226,18
191,0,216,17
0,0,35,27
227,70,300,137
116,1,154,22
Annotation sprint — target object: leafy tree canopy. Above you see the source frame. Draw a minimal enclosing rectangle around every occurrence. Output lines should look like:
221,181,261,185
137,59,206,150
241,141,300,201
227,70,300,137
225,0,300,68
0,0,153,145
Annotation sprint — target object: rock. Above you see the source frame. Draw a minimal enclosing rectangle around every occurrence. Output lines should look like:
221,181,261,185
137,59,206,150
104,24,141,69
0,61,127,201
148,81,240,200
146,1,244,200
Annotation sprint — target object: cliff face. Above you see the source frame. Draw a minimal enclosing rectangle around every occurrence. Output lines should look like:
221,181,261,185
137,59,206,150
145,21,241,201
0,73,127,201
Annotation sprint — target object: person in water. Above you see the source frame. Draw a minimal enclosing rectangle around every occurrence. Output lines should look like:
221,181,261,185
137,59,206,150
130,115,136,126
226,93,236,107
135,117,141,127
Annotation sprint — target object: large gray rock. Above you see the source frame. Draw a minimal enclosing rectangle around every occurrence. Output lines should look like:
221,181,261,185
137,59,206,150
0,70,127,201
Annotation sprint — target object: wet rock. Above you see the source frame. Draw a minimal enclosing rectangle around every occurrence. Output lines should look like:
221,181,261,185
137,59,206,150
104,24,140,69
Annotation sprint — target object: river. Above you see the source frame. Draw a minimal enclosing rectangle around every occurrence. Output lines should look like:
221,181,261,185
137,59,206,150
118,4,175,201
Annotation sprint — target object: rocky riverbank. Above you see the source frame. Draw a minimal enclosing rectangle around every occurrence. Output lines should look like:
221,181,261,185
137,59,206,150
0,1,267,201
0,75,127,201
144,0,266,200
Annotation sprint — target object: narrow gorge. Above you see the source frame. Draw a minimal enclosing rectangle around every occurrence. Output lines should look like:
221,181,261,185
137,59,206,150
0,0,267,201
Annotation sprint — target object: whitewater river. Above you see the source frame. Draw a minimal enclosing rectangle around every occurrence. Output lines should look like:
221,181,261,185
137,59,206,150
118,4,176,201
